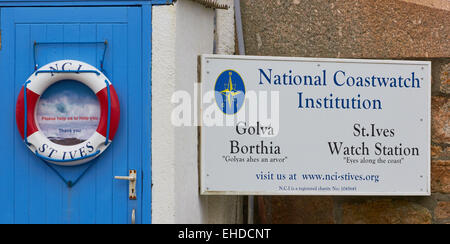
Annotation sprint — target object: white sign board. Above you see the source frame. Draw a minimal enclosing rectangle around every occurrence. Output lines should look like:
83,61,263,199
200,55,430,196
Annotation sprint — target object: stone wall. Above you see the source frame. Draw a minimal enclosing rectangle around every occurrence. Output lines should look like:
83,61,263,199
240,0,449,224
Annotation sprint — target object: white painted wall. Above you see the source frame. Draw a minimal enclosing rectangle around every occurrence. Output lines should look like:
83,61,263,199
152,3,178,223
152,0,241,224
215,0,235,54
173,0,214,224
206,0,245,224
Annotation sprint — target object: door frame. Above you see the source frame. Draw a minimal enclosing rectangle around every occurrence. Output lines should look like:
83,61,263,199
0,0,166,224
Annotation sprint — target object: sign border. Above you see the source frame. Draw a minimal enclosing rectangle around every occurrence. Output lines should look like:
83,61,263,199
199,54,431,196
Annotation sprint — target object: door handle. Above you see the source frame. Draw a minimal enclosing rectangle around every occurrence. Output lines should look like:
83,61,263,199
114,170,137,200
114,175,136,181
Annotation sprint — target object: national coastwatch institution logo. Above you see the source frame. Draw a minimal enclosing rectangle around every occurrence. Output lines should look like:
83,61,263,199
214,70,246,115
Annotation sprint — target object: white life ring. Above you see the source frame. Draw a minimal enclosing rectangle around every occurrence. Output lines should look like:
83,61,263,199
16,60,120,166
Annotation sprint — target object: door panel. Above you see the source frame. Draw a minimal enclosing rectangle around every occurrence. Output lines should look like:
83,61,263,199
0,7,146,224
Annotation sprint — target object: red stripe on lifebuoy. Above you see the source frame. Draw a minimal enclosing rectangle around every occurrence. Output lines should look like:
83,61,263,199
16,87,40,139
96,85,120,140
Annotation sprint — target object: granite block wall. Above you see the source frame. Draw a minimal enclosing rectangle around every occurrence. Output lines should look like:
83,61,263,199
240,0,449,224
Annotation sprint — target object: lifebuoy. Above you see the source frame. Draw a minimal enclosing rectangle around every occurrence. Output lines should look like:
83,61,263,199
16,60,120,166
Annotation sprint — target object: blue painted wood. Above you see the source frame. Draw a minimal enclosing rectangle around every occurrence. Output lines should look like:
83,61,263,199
0,9,15,224
3,0,150,1
141,4,153,224
0,6,150,224
0,0,174,7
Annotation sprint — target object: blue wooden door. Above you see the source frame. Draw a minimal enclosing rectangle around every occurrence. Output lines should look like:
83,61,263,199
0,6,151,224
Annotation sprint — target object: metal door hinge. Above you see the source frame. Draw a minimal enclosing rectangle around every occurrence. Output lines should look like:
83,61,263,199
115,170,137,200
